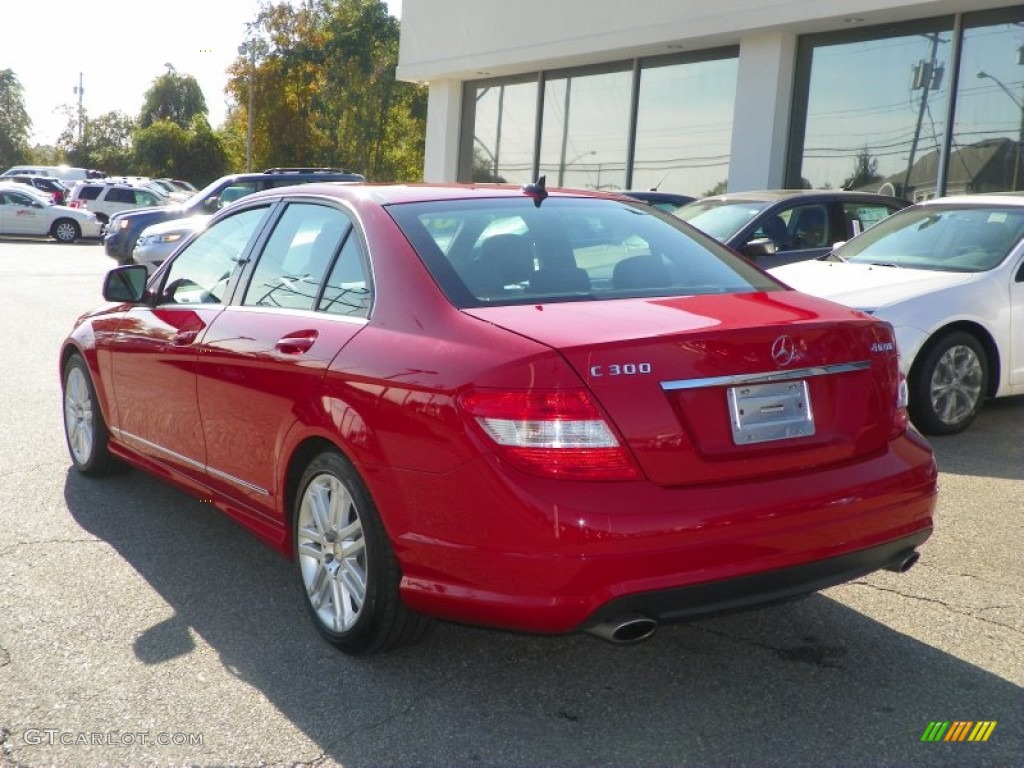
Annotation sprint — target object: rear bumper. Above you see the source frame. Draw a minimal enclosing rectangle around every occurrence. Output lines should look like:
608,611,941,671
382,428,937,634
584,529,929,629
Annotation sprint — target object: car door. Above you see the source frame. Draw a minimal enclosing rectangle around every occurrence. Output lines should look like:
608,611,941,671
740,201,836,268
106,205,272,481
195,201,372,518
3,189,50,235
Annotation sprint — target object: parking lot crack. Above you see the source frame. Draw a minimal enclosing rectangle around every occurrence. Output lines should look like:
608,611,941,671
850,580,1023,634
0,538,103,559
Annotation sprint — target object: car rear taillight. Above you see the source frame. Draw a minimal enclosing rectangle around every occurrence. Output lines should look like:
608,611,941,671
69,200,83,208
893,370,909,437
460,389,640,481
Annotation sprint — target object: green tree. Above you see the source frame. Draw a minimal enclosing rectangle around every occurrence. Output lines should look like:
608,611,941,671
134,119,189,177
134,115,229,186
139,66,209,129
702,179,728,197
843,147,882,190
0,69,33,169
227,0,426,181
57,109,137,173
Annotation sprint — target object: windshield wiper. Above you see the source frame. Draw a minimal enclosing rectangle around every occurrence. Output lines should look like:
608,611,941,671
867,261,901,268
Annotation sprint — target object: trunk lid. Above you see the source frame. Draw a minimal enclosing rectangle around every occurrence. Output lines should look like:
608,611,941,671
464,291,902,485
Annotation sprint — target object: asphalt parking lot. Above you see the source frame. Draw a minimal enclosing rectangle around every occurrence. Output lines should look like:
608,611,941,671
0,239,1020,768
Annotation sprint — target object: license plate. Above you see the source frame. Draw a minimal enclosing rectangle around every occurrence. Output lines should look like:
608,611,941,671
728,380,815,445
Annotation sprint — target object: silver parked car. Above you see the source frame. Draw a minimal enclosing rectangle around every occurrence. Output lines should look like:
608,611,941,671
132,215,210,272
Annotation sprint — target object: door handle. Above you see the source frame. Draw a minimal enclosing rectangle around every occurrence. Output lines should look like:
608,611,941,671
171,329,199,346
275,331,318,355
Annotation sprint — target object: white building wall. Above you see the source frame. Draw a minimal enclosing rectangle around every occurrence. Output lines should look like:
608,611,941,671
728,32,798,191
397,0,1013,185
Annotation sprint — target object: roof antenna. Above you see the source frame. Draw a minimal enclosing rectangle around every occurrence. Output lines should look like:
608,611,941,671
522,175,548,207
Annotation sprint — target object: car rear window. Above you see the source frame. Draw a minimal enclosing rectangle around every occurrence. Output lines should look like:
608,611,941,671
387,197,780,308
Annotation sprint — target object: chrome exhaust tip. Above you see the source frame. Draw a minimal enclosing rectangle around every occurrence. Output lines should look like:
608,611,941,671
884,549,920,573
586,614,658,644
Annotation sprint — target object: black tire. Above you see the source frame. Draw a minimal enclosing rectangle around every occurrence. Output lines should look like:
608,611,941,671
51,219,81,244
293,450,430,655
62,355,121,476
908,331,988,435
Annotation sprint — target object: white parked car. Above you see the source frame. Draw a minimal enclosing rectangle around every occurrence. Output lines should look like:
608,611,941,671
0,184,103,243
770,193,1024,435
132,215,210,272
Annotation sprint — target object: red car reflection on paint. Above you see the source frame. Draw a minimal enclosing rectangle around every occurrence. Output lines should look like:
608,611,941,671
60,181,937,654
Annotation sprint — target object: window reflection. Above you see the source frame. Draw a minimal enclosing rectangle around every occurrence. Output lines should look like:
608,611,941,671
633,54,738,198
792,22,954,201
951,11,1024,193
472,80,538,184
539,68,632,191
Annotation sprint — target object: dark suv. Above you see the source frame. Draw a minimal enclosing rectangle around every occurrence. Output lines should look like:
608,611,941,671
8,175,69,205
104,167,365,263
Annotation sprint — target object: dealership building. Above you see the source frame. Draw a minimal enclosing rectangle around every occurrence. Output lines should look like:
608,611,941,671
397,0,1023,201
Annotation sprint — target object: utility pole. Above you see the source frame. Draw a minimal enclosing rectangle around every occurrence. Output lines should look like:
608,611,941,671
73,72,85,140
903,33,944,200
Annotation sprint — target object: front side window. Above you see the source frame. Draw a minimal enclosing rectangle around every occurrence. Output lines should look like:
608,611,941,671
159,207,269,305
389,197,778,308
244,203,351,311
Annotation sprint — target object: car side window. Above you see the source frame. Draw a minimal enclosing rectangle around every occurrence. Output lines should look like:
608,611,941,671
244,204,351,311
788,204,830,249
159,207,268,305
135,190,160,206
844,203,897,237
318,231,372,318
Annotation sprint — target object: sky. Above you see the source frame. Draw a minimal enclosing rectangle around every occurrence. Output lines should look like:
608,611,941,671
3,0,402,147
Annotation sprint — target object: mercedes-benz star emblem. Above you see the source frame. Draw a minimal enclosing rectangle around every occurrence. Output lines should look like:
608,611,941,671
771,335,796,366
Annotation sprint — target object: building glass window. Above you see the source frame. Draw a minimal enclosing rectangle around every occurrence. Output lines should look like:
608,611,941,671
460,50,740,192
469,79,538,184
950,8,1024,194
633,52,738,197
539,65,633,191
790,19,955,201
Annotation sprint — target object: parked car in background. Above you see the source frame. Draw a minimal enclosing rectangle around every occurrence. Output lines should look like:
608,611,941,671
132,215,210,272
146,178,192,203
68,180,169,224
104,167,366,264
1,165,105,186
62,182,936,655
6,175,69,205
676,189,909,268
0,184,102,243
621,190,695,214
771,193,1024,435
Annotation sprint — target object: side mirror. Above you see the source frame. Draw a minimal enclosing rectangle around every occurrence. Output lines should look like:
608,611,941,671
741,237,778,259
103,264,149,303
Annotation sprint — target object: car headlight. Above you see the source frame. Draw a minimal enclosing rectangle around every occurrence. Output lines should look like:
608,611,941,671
154,233,184,244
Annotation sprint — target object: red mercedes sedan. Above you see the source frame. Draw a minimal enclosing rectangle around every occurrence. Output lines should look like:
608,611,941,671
60,181,937,654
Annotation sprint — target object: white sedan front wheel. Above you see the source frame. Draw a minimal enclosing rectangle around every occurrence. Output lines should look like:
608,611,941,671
909,331,988,435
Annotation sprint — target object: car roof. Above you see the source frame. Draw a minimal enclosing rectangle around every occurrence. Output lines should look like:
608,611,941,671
241,182,634,207
915,192,1024,207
